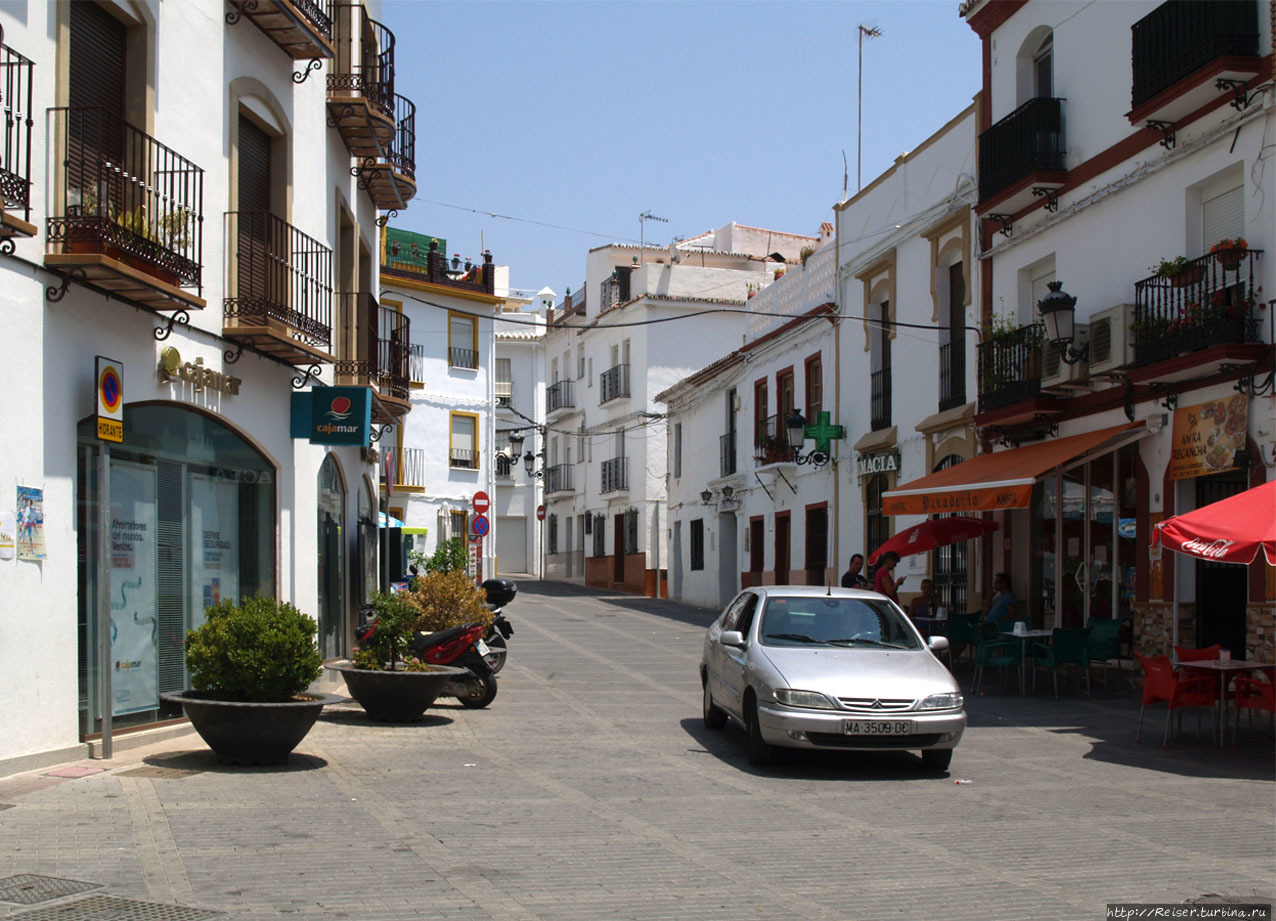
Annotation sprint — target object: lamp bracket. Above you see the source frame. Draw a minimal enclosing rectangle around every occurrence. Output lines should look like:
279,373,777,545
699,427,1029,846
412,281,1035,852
1031,187,1060,213
1145,120,1176,150
1055,340,1089,365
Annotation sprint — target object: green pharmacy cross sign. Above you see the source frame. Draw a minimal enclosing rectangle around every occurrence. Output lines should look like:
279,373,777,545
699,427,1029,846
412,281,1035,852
803,411,845,455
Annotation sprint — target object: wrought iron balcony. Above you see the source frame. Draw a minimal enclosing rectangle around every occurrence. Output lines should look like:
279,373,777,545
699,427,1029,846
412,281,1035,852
449,346,478,370
546,379,575,414
450,447,475,469
45,106,205,309
359,93,416,211
753,414,791,466
225,0,335,61
939,340,967,412
871,369,892,431
720,431,737,477
600,457,628,493
599,363,630,403
495,379,512,406
978,97,1065,205
977,323,1045,413
545,464,573,494
409,342,425,383
223,211,333,364
1132,250,1263,367
326,3,395,159
1131,0,1258,111
1,28,35,236
335,293,411,421
381,237,497,295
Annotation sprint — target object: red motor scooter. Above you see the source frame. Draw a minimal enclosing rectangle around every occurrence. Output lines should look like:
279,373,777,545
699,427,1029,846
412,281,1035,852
411,623,498,708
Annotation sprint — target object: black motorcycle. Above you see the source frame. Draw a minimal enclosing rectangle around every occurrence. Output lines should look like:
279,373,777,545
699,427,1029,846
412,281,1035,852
480,578,516,673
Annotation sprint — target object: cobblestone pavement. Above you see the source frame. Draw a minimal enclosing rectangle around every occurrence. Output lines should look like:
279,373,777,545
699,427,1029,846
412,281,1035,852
1,581,1272,921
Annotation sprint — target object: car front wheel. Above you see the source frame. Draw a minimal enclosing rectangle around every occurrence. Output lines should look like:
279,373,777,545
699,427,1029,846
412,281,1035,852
921,748,953,771
703,678,727,729
746,699,777,766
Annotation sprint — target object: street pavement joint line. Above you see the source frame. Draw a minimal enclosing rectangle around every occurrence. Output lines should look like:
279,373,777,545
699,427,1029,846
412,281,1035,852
118,775,195,903
308,741,544,921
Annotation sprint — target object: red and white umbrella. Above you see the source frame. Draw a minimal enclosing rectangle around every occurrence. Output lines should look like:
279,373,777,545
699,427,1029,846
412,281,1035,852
868,516,1000,566
1152,479,1276,566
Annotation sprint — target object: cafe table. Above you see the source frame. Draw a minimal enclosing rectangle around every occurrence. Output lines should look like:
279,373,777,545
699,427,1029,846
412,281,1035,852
1003,629,1053,696
1173,658,1276,744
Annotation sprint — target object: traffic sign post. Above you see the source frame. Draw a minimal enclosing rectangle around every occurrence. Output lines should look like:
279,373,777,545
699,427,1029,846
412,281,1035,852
96,357,123,443
471,514,490,538
472,490,490,515
536,505,546,521
94,356,122,759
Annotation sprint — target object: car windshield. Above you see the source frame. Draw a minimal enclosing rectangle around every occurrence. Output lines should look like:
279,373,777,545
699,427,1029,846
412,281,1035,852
759,596,921,650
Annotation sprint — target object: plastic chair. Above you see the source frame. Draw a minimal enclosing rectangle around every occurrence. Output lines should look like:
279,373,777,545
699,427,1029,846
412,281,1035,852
1232,677,1276,745
1085,617,1127,690
1173,644,1225,699
972,621,1022,695
945,613,980,662
1031,627,1091,699
1135,653,1217,747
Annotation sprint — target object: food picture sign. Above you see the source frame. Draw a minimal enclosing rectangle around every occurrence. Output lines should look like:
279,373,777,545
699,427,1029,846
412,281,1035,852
1169,394,1248,481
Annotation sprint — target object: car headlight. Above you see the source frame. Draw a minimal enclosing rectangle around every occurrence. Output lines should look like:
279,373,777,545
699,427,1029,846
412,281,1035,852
916,692,964,711
773,688,838,710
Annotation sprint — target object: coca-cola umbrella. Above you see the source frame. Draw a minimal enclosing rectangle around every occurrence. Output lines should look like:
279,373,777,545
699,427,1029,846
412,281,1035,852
1151,479,1276,565
868,516,1000,566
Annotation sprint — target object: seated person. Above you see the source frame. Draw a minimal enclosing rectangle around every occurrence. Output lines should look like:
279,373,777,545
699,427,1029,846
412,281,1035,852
908,579,937,620
982,572,1017,624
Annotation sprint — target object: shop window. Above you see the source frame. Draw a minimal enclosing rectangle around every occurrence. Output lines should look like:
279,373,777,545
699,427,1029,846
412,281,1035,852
77,405,275,734
317,455,347,660
690,519,705,571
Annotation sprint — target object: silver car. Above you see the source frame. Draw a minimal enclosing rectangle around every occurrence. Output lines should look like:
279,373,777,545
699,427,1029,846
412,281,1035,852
700,585,965,769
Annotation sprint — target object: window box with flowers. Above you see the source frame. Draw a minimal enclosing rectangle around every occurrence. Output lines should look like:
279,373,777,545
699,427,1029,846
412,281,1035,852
1209,238,1248,271
1152,256,1206,289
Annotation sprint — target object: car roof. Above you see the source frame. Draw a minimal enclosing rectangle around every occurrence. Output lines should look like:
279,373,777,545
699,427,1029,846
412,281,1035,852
749,585,887,601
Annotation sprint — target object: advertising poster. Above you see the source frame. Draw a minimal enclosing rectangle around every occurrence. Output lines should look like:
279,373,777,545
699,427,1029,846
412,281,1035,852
16,485,46,560
0,510,14,561
190,473,239,624
109,461,159,715
1170,394,1249,480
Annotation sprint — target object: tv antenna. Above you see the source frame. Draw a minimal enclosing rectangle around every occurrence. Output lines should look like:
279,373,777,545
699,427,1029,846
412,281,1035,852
639,210,668,265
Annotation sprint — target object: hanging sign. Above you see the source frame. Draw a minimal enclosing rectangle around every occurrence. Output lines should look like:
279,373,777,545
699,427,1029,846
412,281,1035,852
857,450,899,478
1169,394,1248,480
291,387,372,446
96,356,124,442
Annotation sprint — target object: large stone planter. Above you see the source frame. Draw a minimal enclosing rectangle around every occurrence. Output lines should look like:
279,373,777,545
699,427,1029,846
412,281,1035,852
326,664,467,722
162,691,341,765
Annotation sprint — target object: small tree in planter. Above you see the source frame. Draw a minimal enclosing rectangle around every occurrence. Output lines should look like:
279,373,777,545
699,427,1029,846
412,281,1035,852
165,596,336,764
406,570,493,634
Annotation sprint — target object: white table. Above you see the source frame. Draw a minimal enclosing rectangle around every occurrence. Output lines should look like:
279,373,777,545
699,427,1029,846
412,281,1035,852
1003,629,1053,696
1173,659,1275,744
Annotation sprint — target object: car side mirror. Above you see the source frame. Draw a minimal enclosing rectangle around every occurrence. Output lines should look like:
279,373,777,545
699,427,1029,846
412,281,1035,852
720,630,746,648
928,635,950,653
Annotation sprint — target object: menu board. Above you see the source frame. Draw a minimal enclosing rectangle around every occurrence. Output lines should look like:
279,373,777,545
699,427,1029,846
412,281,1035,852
1169,395,1248,481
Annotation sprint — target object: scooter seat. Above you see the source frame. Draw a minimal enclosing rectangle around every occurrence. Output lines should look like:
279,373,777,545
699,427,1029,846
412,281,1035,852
414,623,474,649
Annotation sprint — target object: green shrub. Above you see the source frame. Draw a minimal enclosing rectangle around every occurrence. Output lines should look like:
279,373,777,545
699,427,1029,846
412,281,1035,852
422,537,468,574
184,596,323,701
352,590,421,670
405,570,492,634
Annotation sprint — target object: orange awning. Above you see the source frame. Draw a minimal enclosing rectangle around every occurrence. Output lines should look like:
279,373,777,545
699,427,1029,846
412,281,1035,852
882,422,1146,516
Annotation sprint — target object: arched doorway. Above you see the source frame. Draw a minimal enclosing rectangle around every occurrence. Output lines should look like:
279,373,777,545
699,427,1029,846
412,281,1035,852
317,455,346,659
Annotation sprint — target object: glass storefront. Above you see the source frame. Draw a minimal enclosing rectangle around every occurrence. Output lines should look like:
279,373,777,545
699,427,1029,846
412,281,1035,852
76,404,275,734
317,455,346,659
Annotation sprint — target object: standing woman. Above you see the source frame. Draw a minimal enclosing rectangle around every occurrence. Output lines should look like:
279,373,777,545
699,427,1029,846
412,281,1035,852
873,551,905,604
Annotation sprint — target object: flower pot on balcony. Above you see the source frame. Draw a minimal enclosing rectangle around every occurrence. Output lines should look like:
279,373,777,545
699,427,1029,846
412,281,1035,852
1168,265,1205,288
1213,248,1245,271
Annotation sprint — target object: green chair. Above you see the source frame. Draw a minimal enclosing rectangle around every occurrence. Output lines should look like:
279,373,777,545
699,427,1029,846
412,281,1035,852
1085,617,1127,689
1030,627,1091,699
973,622,1022,695
945,613,981,662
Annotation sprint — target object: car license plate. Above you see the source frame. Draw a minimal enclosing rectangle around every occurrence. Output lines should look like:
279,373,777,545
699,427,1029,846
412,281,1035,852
474,638,490,656
843,720,912,735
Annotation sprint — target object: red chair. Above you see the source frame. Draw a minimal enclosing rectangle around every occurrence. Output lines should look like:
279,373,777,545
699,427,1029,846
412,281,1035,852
1173,644,1225,696
1136,654,1217,747
1232,677,1276,745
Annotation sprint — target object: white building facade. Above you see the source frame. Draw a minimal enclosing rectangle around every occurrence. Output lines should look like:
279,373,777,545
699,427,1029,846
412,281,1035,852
0,0,414,770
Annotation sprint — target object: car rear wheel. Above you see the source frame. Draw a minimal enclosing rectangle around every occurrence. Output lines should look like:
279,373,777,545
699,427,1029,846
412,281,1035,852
746,699,777,766
702,678,726,729
921,748,953,770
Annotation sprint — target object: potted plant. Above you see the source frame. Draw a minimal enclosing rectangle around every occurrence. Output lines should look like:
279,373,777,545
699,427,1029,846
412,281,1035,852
1209,237,1248,271
1151,256,1204,288
326,590,466,722
162,596,338,764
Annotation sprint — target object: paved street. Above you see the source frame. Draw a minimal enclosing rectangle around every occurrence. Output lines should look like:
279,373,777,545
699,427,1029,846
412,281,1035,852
1,581,1272,921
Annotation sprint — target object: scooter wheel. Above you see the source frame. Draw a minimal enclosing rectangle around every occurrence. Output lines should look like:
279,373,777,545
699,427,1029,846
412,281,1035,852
458,674,498,709
483,634,507,674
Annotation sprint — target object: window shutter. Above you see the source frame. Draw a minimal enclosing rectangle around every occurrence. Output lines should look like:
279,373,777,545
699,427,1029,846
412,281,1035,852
238,116,272,213
70,3,125,114
1202,185,1243,250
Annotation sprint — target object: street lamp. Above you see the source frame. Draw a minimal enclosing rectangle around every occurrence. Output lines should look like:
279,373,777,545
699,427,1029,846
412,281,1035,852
700,489,714,504
785,410,832,468
523,450,543,479
1037,280,1088,365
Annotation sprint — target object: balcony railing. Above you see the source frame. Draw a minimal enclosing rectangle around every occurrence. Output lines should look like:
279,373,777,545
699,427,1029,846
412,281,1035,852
495,379,512,406
449,347,478,370
381,446,424,490
599,363,630,403
335,293,411,403
600,457,628,493
361,93,416,209
223,211,332,354
1131,0,1258,109
720,431,737,477
545,464,573,494
1,28,34,227
870,369,892,431
1132,250,1263,367
977,323,1045,412
939,340,967,412
47,106,204,290
225,0,335,60
450,448,475,469
409,342,425,383
978,97,1065,204
326,4,395,158
382,238,497,295
753,414,791,465
546,379,575,414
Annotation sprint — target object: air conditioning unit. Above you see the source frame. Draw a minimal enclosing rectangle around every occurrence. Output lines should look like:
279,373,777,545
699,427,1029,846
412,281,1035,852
1088,304,1136,375
1041,323,1089,389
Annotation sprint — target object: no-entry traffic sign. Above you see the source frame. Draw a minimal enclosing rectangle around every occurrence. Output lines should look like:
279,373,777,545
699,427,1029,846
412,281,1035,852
473,490,490,514
536,505,546,521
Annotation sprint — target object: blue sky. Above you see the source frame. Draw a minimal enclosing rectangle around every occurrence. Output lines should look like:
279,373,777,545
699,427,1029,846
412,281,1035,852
380,1,981,301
